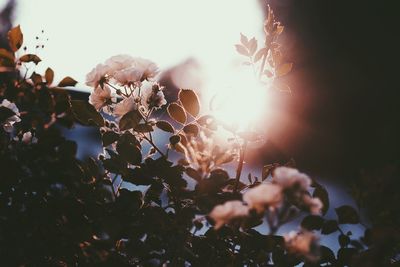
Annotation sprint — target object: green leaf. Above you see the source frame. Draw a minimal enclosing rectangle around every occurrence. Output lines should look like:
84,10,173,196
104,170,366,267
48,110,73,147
313,185,329,215
117,134,142,165
8,25,23,52
45,67,54,85
0,106,16,123
102,131,119,146
321,220,339,235
58,76,77,87
338,234,350,247
19,54,41,65
156,120,175,133
167,103,186,124
70,100,104,127
179,89,200,117
183,123,199,136
235,44,249,56
301,215,324,231
119,110,141,131
276,63,293,77
335,205,360,224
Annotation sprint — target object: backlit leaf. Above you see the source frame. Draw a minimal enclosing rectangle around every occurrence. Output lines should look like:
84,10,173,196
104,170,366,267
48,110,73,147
167,103,186,124
45,67,54,85
235,44,249,56
58,76,77,87
276,63,293,77
19,54,41,65
183,123,199,136
179,89,200,117
248,37,257,56
8,25,23,52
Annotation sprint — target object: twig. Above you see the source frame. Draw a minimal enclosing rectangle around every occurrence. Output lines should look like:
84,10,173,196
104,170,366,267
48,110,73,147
233,140,248,192
142,134,166,157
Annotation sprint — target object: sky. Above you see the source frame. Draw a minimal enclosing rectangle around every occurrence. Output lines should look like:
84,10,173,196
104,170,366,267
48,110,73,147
9,0,264,90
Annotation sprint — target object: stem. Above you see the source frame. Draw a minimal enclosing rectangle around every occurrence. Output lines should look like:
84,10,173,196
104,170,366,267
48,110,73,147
233,140,248,192
258,51,268,78
142,134,166,157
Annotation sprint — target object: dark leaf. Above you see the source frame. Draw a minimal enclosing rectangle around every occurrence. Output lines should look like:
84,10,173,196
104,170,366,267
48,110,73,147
119,110,141,131
335,205,360,224
169,135,181,145
30,72,43,85
134,123,153,133
313,185,329,215
167,103,186,124
0,106,16,124
185,167,202,182
319,246,336,264
102,131,119,146
58,76,77,87
337,248,357,266
156,120,174,133
321,220,339,235
70,100,104,126
338,234,350,247
179,89,200,117
19,54,41,64
117,136,142,165
8,25,23,52
301,215,324,231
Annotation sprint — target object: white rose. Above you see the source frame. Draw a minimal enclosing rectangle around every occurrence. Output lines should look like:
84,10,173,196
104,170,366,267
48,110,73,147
0,99,21,132
21,131,38,144
140,82,167,110
273,167,311,191
284,231,319,261
302,195,323,215
243,183,283,213
86,63,110,88
89,85,112,111
133,57,159,81
113,67,143,87
113,95,138,117
105,54,135,72
209,200,249,229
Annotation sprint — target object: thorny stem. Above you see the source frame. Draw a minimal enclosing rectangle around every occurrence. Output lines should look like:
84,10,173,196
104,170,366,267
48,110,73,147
106,82,129,98
234,140,248,192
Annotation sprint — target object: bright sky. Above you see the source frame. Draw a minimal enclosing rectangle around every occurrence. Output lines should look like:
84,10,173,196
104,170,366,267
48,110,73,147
1,0,270,128
6,0,264,88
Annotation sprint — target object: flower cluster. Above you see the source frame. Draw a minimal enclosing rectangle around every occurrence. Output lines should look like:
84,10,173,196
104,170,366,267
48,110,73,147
86,55,165,119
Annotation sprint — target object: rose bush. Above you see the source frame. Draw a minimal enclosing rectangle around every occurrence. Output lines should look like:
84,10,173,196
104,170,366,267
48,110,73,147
0,6,397,267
